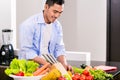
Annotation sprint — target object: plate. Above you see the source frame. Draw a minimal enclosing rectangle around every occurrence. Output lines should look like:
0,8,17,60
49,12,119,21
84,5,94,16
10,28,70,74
94,65,117,72
9,75,44,80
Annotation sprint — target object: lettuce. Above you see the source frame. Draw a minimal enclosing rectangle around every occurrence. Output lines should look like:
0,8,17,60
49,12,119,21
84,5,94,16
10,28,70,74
26,60,39,73
5,58,39,76
5,68,19,75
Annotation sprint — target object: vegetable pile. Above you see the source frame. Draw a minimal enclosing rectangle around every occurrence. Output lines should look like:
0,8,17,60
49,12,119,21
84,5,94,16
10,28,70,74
5,59,114,80
5,58,39,76
72,64,113,80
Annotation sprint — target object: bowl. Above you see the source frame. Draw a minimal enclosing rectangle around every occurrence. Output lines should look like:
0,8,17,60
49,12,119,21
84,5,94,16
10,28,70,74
9,75,44,80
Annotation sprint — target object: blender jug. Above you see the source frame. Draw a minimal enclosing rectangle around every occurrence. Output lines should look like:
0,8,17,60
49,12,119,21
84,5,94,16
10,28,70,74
0,29,14,66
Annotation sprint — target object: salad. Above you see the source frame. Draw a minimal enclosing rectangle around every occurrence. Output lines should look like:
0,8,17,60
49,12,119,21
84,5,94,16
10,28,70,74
5,58,39,76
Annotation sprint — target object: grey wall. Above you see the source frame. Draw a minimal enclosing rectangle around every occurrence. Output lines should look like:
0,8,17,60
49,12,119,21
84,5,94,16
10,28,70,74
77,0,106,61
16,0,107,61
16,0,45,47
0,0,11,46
59,0,107,61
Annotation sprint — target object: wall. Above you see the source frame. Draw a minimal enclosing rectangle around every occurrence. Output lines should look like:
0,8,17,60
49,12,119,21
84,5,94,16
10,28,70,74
59,0,107,61
0,0,11,46
16,0,107,61
16,0,45,47
76,0,107,61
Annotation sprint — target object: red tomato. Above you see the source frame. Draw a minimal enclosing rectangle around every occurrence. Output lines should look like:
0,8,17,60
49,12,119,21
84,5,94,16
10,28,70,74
80,74,86,80
82,70,90,76
58,76,66,80
15,71,24,76
86,75,94,80
72,73,80,80
72,77,77,80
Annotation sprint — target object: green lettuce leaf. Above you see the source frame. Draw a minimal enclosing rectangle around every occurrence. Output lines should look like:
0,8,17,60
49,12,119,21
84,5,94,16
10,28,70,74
4,58,39,76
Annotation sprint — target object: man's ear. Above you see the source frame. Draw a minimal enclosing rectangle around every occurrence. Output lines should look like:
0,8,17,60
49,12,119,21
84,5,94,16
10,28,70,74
44,4,49,10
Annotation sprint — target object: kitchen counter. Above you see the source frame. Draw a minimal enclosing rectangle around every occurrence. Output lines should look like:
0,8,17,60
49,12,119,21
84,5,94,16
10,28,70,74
68,60,120,75
0,49,18,80
1,60,120,80
0,65,13,80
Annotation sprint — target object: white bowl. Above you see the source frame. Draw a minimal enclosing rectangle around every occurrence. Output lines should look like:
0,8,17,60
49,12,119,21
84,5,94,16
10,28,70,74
9,75,44,80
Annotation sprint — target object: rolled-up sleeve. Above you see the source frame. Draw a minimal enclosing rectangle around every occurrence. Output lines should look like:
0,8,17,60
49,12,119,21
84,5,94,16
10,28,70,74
18,22,39,59
53,22,66,58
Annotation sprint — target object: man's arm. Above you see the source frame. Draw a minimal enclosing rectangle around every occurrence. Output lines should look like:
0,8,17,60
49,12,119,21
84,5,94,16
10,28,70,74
57,55,67,65
33,56,49,65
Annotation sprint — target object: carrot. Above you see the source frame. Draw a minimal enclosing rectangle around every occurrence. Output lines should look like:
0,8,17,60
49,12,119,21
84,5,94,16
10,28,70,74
37,68,50,76
33,63,50,76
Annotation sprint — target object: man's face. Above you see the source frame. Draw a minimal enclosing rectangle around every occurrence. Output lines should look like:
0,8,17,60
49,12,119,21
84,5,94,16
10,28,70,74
44,3,64,23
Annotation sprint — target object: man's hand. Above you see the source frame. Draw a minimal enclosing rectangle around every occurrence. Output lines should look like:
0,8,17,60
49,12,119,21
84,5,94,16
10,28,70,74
62,63,73,72
57,55,73,72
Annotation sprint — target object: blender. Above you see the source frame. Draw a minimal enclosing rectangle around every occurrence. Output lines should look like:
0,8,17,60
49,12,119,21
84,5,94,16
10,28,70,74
0,29,14,66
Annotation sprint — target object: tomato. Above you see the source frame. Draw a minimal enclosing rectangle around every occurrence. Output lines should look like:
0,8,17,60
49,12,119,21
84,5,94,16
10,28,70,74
72,77,78,80
80,74,86,80
58,76,66,80
85,75,94,80
72,73,80,80
82,70,90,76
15,71,24,76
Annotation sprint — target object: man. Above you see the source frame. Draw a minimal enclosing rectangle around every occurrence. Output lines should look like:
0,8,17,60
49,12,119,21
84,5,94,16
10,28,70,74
19,0,72,71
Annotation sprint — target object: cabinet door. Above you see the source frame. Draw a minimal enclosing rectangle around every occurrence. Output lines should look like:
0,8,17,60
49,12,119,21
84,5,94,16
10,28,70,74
107,0,120,61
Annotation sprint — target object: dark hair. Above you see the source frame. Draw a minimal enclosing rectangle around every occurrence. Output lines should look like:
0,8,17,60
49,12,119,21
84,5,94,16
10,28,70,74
46,0,65,6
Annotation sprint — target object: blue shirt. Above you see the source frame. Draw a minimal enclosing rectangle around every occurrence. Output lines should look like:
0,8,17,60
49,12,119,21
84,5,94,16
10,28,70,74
18,12,66,60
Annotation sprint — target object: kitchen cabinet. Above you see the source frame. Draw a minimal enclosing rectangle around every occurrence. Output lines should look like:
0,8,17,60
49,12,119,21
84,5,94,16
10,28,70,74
0,66,13,80
107,0,120,61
